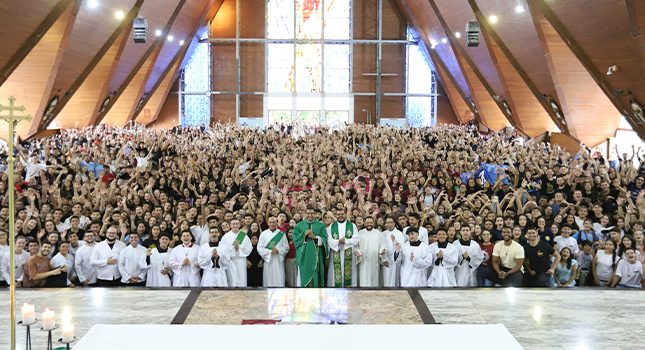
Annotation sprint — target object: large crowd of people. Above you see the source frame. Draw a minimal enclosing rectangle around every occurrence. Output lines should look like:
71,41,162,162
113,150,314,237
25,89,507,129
0,123,643,289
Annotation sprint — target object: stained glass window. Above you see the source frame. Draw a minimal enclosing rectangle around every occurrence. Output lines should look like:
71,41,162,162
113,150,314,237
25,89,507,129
181,31,211,127
267,0,352,126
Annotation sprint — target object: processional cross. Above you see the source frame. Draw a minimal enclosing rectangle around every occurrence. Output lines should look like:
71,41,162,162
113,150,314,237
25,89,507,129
0,96,31,350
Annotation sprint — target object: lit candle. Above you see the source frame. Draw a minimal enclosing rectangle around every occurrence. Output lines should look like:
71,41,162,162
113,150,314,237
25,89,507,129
62,324,74,343
21,303,35,325
42,308,56,330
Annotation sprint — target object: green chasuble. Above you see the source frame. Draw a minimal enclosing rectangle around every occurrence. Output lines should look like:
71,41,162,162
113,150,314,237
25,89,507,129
330,221,354,287
293,219,328,287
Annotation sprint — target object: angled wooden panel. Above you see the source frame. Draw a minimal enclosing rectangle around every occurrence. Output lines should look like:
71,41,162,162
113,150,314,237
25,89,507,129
101,53,158,125
149,82,180,128
39,0,145,131
144,0,205,93
475,0,563,111
435,61,472,124
454,47,509,131
49,0,137,97
537,0,644,139
394,0,474,123
136,60,179,125
0,3,77,138
530,3,620,146
107,0,179,93
434,0,507,102
0,0,70,86
429,0,515,131
486,38,555,136
53,30,130,129
470,0,565,134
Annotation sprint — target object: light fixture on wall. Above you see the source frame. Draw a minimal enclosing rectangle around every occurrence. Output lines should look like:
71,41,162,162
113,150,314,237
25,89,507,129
606,65,619,77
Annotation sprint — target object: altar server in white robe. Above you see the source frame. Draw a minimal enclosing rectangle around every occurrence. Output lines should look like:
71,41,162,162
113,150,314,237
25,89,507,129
199,227,231,287
118,232,148,286
327,208,359,287
397,227,433,287
1,236,29,286
356,217,383,287
169,230,201,287
453,226,484,287
380,216,406,287
427,229,459,287
220,219,252,287
51,242,76,286
258,217,289,287
75,231,97,286
146,234,172,287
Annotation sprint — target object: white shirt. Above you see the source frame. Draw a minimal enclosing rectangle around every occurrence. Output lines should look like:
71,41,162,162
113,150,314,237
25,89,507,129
403,226,429,244
75,243,97,284
90,240,126,281
1,250,29,284
554,235,580,256
51,252,75,286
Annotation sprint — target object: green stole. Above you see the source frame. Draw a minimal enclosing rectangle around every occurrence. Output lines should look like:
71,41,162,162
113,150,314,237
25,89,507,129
234,231,247,245
265,230,285,250
330,221,354,287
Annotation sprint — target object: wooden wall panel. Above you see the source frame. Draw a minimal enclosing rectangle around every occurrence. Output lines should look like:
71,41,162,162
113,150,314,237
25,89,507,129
550,132,581,155
354,96,375,124
381,44,405,93
212,95,236,124
0,0,60,74
240,43,265,92
240,95,263,118
353,0,377,39
137,60,180,125
211,0,236,38
54,30,129,129
436,82,459,125
101,54,156,125
0,5,76,138
352,44,377,93
532,7,620,146
150,91,179,129
212,44,236,91
240,0,265,38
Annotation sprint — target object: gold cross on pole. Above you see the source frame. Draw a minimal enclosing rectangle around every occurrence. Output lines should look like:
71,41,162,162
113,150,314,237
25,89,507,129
0,96,31,350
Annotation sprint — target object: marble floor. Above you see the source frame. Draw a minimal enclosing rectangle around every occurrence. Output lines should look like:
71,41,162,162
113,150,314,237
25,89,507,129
0,288,643,350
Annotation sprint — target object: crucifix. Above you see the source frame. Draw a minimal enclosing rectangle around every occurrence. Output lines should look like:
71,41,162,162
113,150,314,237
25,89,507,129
0,96,32,350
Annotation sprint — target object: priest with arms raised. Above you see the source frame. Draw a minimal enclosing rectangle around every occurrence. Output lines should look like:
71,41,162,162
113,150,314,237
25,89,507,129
293,207,328,287
258,216,289,287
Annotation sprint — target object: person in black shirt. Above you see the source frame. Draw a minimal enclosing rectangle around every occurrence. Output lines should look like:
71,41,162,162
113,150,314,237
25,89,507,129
247,233,263,287
523,228,560,287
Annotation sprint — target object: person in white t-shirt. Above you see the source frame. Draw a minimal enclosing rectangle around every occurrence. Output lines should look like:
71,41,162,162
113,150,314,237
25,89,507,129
611,248,644,288
554,225,580,257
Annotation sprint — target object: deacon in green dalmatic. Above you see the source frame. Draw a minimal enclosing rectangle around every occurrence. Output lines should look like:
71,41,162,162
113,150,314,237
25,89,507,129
327,207,359,287
293,207,328,287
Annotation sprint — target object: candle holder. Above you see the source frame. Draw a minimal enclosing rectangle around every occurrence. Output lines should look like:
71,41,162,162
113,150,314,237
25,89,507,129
40,324,59,350
58,336,77,350
17,318,37,350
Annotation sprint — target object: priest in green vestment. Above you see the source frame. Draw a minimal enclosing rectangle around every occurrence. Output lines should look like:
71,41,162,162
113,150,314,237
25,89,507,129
293,207,328,287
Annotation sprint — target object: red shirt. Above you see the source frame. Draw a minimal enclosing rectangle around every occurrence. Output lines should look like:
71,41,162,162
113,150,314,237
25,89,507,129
479,242,495,267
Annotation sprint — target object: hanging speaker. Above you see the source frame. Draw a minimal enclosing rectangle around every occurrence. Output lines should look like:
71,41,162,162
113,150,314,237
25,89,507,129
466,21,480,47
133,17,148,43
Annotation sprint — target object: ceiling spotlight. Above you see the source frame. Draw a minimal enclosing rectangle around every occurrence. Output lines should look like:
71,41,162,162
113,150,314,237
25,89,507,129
455,32,461,38
430,39,438,49
441,38,448,44
179,40,185,46
167,35,174,42
155,29,162,37
515,5,525,13
114,10,125,20
488,15,498,24
87,0,99,9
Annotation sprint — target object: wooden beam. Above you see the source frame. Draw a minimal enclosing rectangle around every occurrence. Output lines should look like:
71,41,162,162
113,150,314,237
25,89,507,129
528,0,644,140
144,0,225,126
93,0,188,126
36,0,146,132
392,0,475,124
427,0,517,131
468,0,567,134
0,0,76,88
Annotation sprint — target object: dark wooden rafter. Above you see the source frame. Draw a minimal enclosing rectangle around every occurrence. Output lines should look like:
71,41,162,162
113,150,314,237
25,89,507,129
427,0,519,131
137,0,224,125
38,0,146,131
0,0,77,87
528,0,644,140
625,0,645,85
93,0,188,126
467,0,569,134
391,0,476,124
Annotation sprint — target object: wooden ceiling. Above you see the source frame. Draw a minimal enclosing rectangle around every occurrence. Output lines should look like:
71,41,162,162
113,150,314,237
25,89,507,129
0,0,643,146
